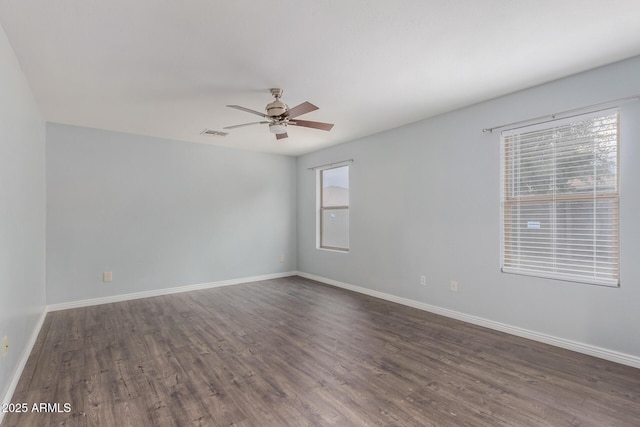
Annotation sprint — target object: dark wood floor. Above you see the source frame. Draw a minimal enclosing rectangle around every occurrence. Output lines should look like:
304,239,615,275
3,276,640,426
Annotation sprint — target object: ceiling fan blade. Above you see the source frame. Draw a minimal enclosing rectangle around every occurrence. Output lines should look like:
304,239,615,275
223,121,269,129
226,105,268,118
285,101,318,119
276,132,288,140
289,119,334,131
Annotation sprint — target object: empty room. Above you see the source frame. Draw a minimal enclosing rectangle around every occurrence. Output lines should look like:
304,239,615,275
2,1,640,426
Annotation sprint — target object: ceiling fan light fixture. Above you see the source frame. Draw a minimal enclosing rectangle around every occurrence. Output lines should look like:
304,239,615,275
269,123,287,134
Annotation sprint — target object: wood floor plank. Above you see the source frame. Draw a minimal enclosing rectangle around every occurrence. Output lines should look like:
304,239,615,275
3,276,640,426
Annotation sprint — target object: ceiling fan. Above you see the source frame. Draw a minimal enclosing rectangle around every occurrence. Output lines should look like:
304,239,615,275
224,88,334,140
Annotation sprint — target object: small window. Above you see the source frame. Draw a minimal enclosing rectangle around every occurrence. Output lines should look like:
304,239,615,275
501,109,619,286
319,165,349,251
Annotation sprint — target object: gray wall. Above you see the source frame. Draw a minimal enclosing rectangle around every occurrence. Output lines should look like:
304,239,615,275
46,124,297,304
0,26,46,402
297,56,640,358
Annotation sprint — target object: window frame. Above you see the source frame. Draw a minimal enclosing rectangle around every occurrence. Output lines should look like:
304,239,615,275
500,109,620,287
318,165,350,252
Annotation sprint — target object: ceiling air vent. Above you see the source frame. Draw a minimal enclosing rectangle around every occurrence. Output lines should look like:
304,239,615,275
200,129,229,137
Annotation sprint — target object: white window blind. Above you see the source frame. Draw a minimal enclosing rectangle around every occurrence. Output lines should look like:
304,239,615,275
501,109,619,287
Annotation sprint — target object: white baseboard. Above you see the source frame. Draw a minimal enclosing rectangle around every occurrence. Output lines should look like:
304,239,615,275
297,272,640,369
0,309,47,425
47,271,298,312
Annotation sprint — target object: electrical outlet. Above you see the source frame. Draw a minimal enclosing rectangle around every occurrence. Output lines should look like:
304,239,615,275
450,280,458,292
103,271,112,282
279,254,285,264
420,275,427,286
2,336,8,356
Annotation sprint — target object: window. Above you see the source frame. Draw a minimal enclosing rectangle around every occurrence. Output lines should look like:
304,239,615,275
501,109,619,286
319,165,349,251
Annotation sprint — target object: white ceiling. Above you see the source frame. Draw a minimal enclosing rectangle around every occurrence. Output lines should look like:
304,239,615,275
2,1,640,156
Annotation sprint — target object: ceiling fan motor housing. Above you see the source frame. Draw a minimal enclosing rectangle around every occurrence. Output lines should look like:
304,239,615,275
266,99,288,117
